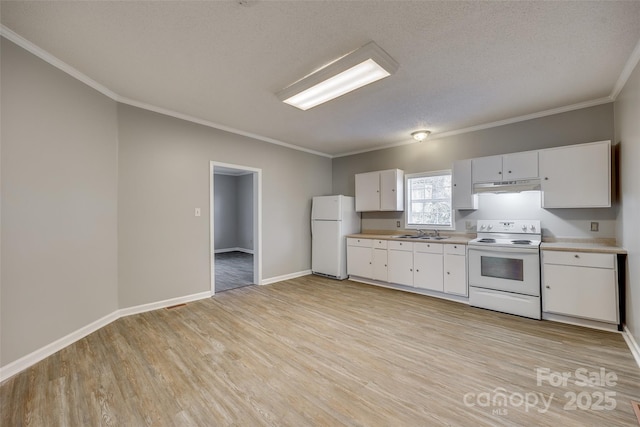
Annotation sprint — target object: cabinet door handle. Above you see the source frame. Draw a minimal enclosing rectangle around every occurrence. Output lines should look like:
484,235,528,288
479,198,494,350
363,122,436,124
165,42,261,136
544,177,549,180
508,170,512,174
453,183,457,187
410,268,413,272
546,285,550,289
447,272,450,275
574,254,580,258
498,171,502,175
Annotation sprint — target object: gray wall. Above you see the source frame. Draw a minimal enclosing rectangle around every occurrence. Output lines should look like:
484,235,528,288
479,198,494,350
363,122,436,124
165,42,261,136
117,104,332,308
332,104,617,238
1,39,331,367
238,173,254,250
214,174,239,250
614,59,640,347
1,39,119,365
213,173,254,251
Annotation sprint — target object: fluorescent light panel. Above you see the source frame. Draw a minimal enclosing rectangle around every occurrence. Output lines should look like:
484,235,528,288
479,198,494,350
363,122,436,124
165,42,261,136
277,42,398,111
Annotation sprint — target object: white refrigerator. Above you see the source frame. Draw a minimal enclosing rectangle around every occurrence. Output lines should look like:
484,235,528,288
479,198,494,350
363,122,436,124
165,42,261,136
311,195,361,280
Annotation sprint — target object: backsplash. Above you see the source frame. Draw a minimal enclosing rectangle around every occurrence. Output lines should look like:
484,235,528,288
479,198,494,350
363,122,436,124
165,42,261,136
361,191,617,239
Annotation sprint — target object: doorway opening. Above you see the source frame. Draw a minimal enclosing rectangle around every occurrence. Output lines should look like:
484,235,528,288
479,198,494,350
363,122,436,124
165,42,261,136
210,162,261,294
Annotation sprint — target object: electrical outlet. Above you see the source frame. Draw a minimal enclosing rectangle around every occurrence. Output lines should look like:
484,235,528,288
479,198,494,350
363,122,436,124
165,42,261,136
195,208,201,217
396,221,401,228
590,221,599,232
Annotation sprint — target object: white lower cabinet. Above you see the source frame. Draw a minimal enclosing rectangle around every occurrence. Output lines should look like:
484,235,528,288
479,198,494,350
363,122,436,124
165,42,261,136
542,250,618,324
444,244,468,296
348,237,469,301
414,243,443,292
346,238,373,279
372,240,388,282
388,241,414,286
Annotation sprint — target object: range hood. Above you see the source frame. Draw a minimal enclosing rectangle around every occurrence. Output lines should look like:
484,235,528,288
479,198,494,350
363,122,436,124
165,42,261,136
473,179,541,194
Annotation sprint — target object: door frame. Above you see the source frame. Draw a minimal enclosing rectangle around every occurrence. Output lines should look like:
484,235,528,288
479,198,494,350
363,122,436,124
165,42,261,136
210,161,262,294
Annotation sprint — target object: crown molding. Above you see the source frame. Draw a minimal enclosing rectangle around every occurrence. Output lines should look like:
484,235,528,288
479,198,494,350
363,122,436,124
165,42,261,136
333,97,614,158
611,36,640,100
3,24,638,160
333,138,418,158
1,25,118,100
117,97,331,158
429,97,614,140
0,24,332,159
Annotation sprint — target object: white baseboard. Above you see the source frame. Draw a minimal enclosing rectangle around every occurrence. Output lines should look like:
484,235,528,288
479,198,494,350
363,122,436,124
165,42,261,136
348,276,470,304
118,291,212,317
214,247,254,255
261,270,311,285
0,310,119,383
0,290,212,383
622,325,640,369
541,312,620,333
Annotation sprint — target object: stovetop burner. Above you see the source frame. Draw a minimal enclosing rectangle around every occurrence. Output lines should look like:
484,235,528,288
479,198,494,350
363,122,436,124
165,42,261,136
511,240,532,245
477,238,496,243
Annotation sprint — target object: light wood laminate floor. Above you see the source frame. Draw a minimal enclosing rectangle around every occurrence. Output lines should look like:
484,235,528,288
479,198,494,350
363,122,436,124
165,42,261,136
2,275,639,426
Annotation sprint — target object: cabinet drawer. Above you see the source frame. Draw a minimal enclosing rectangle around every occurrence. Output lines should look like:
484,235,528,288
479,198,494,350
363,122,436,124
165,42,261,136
347,238,373,248
414,242,443,254
388,241,413,251
373,239,388,249
444,243,466,255
543,251,614,269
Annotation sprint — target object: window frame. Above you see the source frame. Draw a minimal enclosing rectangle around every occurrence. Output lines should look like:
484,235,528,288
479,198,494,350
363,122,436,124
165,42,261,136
404,169,455,231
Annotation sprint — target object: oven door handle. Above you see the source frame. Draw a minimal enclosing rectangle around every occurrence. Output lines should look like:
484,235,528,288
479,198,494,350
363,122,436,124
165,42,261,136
468,247,538,255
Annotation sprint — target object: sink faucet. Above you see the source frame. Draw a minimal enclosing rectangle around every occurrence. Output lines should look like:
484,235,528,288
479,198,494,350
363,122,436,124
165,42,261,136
416,229,426,237
431,229,440,237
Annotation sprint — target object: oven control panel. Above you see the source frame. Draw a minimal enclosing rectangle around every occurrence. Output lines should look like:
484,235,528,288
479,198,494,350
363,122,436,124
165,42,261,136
477,220,541,234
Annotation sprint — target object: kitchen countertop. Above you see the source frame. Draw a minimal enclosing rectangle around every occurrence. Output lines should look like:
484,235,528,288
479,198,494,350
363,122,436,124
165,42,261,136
540,239,626,254
347,232,474,245
348,232,626,253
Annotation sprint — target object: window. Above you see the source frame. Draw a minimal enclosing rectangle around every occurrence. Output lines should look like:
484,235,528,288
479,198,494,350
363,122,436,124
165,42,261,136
405,170,453,229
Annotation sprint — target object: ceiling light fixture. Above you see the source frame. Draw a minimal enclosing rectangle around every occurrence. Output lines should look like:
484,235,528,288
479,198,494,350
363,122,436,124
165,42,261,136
277,41,398,111
411,130,431,142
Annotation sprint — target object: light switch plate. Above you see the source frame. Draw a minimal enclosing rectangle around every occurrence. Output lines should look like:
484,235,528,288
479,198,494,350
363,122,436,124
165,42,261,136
590,221,599,232
195,208,201,217
396,221,401,228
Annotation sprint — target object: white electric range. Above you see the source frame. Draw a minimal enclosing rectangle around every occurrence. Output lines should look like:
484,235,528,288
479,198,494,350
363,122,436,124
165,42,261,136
468,220,542,319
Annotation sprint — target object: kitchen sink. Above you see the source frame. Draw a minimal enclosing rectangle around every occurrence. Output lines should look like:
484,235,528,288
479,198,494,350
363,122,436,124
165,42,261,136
392,235,449,240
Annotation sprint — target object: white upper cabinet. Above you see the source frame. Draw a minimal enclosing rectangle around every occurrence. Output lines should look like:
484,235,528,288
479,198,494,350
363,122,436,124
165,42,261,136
355,169,404,212
472,155,503,182
472,151,538,183
503,151,538,180
354,172,380,211
452,159,477,210
539,141,611,208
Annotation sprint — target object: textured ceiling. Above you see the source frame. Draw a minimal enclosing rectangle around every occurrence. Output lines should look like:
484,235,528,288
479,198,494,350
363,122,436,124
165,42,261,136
2,1,640,156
